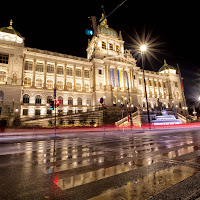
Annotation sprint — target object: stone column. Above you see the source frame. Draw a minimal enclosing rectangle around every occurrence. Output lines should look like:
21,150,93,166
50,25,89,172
73,65,76,91
114,67,118,87
32,59,36,87
82,67,85,92
64,64,67,90
104,65,108,86
152,79,157,98
43,60,47,89
107,65,111,85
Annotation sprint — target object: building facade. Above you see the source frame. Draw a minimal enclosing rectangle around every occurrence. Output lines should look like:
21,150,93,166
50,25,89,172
0,18,186,121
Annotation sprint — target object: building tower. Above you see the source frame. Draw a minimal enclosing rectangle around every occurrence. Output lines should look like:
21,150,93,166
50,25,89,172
0,20,24,118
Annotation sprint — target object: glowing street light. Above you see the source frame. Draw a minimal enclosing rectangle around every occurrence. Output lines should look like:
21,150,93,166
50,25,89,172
140,44,147,52
198,96,200,101
140,44,150,125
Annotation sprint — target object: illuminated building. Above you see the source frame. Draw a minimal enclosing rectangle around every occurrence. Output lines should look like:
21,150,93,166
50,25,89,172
0,18,186,121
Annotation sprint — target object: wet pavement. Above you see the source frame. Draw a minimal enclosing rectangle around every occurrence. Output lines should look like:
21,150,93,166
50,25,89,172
1,129,200,199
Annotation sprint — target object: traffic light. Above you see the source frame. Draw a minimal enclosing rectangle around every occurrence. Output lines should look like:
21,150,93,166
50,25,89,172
103,104,107,109
55,100,60,107
50,100,54,110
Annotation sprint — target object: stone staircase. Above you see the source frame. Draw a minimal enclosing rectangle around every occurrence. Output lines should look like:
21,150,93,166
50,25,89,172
115,109,188,127
22,110,103,127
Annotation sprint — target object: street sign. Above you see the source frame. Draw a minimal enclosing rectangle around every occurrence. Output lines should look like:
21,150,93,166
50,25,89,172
100,97,103,104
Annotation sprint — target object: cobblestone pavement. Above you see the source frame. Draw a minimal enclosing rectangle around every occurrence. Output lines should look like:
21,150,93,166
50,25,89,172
1,129,200,199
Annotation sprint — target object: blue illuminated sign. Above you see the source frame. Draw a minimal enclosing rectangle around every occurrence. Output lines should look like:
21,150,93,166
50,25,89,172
85,29,93,36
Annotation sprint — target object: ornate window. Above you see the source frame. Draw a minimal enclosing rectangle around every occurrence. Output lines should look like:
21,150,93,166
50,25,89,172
76,69,81,77
25,61,32,70
46,79,53,89
84,70,89,78
36,63,43,72
24,77,31,87
47,64,54,73
35,95,42,104
66,82,72,90
102,41,106,49
77,97,82,106
57,81,63,90
0,71,6,82
47,96,53,104
86,98,91,106
109,43,113,50
57,66,63,74
76,83,81,91
0,91,4,103
23,94,30,103
67,67,72,76
35,79,43,88
68,97,73,105
0,53,9,64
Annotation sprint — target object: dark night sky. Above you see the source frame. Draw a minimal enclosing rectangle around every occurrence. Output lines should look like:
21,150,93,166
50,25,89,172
0,0,199,102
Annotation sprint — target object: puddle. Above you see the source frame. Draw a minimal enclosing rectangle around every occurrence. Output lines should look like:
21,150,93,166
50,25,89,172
89,166,197,200
53,156,159,191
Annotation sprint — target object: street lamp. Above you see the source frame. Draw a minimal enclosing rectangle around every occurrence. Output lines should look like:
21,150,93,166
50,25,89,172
140,44,151,125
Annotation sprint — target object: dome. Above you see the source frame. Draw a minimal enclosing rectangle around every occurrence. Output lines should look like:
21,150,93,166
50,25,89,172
99,14,118,38
0,20,22,37
159,59,175,72
0,20,23,44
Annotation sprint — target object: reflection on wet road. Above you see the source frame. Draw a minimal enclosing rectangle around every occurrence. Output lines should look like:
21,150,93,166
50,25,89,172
1,130,200,199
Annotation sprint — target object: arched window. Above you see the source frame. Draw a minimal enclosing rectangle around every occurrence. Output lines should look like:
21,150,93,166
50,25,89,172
86,98,91,106
76,83,81,91
57,81,63,90
23,94,30,103
35,78,43,88
0,71,6,82
102,41,106,49
0,91,4,103
35,95,42,104
77,97,82,106
47,96,53,104
24,77,31,87
46,79,53,89
58,96,63,105
66,82,72,90
68,97,73,105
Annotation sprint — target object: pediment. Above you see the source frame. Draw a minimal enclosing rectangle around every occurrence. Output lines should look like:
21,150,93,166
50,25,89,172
103,55,136,66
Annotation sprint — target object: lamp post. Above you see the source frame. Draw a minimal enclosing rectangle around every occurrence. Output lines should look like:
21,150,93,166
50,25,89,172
140,44,151,125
